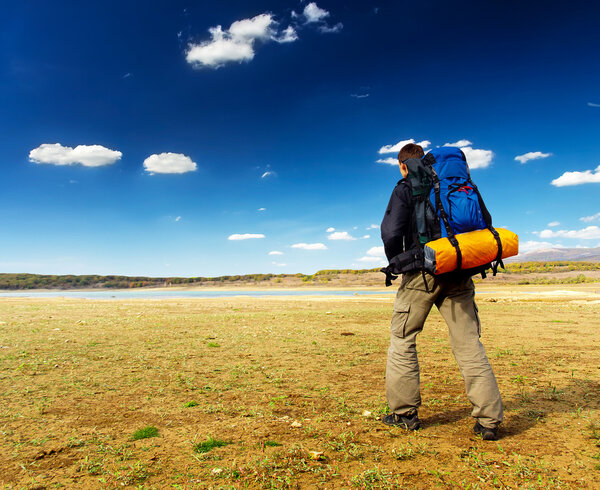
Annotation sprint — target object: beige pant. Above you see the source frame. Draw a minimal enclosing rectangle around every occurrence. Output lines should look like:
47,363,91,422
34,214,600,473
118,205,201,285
386,271,503,428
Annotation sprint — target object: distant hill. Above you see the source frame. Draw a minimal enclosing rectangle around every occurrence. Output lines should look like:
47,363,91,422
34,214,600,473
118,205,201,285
1,261,600,290
508,247,600,263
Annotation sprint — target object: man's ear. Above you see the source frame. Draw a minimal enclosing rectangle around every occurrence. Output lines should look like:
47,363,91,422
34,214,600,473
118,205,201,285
399,162,408,177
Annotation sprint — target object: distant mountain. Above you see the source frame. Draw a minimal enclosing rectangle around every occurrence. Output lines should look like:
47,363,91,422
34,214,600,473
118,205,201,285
508,247,600,262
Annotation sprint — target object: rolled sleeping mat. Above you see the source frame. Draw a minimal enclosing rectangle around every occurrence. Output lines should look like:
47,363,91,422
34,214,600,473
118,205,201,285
423,227,519,275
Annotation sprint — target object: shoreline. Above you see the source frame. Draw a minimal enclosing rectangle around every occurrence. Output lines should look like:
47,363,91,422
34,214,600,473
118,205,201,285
0,283,598,302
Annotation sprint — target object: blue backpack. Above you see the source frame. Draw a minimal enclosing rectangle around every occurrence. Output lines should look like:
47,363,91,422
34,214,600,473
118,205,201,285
382,146,502,286
424,147,488,237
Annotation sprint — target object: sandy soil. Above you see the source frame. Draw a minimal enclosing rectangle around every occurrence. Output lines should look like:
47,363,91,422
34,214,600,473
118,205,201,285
0,286,599,488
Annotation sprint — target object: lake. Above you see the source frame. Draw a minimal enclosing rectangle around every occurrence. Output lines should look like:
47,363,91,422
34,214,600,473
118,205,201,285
0,289,392,300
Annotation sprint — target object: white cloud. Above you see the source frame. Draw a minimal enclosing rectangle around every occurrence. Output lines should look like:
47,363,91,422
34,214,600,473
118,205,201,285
228,233,266,240
367,224,379,230
515,151,552,164
318,22,343,33
588,102,600,108
186,26,255,68
273,25,298,43
356,245,386,264
379,139,431,154
376,157,398,165
538,226,600,240
461,147,493,169
551,165,600,186
351,93,369,99
272,262,287,267
362,234,370,239
327,231,356,241
580,212,600,223
143,153,197,174
258,207,266,211
303,2,330,23
29,143,122,167
293,2,343,33
268,250,283,255
326,227,335,232
365,246,385,257
175,216,182,222
547,221,560,227
291,242,327,250
186,13,297,68
443,140,493,169
261,170,276,179
443,140,472,148
519,240,565,253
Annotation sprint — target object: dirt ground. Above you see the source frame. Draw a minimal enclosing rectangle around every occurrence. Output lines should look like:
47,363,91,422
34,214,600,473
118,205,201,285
1,284,599,488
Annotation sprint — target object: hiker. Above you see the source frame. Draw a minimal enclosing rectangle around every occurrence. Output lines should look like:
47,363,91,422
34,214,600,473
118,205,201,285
380,143,503,440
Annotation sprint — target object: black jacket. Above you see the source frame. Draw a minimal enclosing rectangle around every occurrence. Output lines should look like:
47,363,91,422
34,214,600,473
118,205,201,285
380,179,415,262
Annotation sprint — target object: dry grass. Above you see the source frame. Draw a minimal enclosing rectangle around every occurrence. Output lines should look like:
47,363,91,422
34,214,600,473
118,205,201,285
0,291,599,488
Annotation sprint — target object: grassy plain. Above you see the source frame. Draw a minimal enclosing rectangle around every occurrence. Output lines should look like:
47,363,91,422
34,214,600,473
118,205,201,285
1,285,599,488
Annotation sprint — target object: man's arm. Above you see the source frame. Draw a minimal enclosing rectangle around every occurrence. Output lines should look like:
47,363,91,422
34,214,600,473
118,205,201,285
381,183,411,261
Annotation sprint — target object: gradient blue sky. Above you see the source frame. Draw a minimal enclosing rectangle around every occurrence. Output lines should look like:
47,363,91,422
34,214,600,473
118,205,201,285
2,0,600,276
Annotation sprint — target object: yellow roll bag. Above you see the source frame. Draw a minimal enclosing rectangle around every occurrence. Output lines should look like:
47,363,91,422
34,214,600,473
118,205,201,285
423,228,519,275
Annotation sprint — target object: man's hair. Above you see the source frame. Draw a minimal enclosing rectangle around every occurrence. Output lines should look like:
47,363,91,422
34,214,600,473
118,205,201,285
398,143,424,162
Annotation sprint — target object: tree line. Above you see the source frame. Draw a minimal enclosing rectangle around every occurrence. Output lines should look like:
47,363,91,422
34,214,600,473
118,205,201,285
0,262,597,290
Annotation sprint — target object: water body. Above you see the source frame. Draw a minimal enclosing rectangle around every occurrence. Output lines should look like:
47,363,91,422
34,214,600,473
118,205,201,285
0,289,392,300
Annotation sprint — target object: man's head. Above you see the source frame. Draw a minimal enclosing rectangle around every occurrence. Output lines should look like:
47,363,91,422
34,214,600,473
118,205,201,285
398,143,424,178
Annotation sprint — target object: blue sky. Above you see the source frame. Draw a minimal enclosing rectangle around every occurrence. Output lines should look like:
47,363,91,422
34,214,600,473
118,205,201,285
2,0,600,276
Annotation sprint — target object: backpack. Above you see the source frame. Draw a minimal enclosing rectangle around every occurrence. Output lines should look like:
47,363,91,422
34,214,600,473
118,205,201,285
382,147,504,286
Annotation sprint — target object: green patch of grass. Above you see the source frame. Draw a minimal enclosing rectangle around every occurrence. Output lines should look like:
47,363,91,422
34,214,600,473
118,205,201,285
269,395,288,407
67,437,85,448
194,436,229,453
30,437,50,446
132,426,159,440
525,409,546,421
392,440,428,461
351,467,395,488
264,440,282,447
541,385,565,401
207,342,220,348
183,401,199,408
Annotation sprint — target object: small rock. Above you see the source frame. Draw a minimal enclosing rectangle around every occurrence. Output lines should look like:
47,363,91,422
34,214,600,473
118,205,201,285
291,421,303,428
326,311,332,314
53,328,60,331
346,422,351,426
211,468,223,475
308,451,325,461
362,410,372,417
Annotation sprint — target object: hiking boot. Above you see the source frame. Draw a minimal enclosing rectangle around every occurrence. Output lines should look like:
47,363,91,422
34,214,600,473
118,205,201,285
382,410,420,430
473,422,498,441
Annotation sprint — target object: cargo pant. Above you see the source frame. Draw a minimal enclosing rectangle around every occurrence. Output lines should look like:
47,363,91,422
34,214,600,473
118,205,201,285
386,271,503,428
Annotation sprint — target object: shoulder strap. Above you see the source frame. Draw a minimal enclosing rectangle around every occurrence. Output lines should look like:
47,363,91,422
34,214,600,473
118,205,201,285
428,162,463,270
469,178,503,272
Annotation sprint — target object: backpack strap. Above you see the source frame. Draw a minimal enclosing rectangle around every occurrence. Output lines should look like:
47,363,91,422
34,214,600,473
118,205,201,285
469,179,504,274
427,162,463,271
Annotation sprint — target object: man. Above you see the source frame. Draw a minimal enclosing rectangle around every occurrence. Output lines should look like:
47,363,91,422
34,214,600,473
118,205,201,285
380,143,503,440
